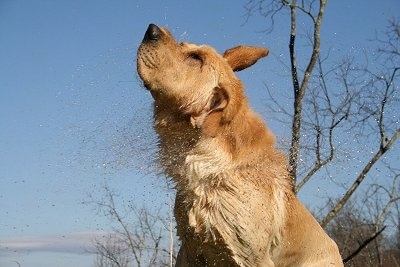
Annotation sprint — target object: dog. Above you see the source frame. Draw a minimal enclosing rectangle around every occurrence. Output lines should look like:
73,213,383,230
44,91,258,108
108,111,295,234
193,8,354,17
137,24,343,267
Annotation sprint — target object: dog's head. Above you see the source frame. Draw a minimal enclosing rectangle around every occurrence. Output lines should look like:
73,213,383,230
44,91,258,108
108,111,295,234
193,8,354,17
137,24,268,136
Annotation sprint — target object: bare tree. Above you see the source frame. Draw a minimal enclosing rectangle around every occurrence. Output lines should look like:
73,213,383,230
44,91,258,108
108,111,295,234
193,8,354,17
246,0,328,187
245,0,400,261
93,233,130,267
89,186,178,267
326,199,387,266
326,169,400,266
318,21,400,227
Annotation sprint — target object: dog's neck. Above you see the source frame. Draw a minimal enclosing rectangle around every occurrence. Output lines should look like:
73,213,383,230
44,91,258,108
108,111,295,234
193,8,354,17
153,96,288,187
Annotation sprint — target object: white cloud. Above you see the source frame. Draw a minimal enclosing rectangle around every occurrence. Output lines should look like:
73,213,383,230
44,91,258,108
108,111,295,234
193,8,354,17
0,231,109,255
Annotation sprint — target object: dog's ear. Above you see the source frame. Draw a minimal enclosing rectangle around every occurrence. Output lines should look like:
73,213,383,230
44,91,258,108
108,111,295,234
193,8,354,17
190,88,228,137
223,45,269,72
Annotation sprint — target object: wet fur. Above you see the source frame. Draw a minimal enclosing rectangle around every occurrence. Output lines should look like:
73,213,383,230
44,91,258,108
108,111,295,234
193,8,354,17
137,24,343,267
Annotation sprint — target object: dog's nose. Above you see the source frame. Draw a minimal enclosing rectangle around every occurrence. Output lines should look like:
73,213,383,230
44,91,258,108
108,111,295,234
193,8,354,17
143,24,162,42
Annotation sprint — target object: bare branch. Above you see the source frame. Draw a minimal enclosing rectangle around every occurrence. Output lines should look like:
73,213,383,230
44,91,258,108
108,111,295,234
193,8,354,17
90,185,177,267
243,0,286,33
295,53,350,192
288,0,327,189
321,129,400,227
343,226,387,263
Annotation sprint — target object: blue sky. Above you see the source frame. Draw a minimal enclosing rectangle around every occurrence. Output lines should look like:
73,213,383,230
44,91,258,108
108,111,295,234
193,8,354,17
0,1,398,266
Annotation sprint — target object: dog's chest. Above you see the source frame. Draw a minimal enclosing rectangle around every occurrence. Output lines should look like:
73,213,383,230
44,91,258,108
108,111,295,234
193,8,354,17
175,178,241,261
189,179,233,238
175,175,275,267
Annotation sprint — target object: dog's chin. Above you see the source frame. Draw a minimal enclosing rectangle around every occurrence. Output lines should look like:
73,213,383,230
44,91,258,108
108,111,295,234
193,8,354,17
139,78,155,92
145,85,165,101
142,81,151,90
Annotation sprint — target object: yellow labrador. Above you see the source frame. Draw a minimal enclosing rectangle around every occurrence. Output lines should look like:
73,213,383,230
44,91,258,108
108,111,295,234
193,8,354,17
137,24,343,267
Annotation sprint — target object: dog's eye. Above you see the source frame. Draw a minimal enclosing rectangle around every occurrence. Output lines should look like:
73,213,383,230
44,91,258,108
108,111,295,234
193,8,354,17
187,52,203,65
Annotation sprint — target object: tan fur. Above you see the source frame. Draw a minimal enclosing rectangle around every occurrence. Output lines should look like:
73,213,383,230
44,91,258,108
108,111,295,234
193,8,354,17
137,24,343,267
